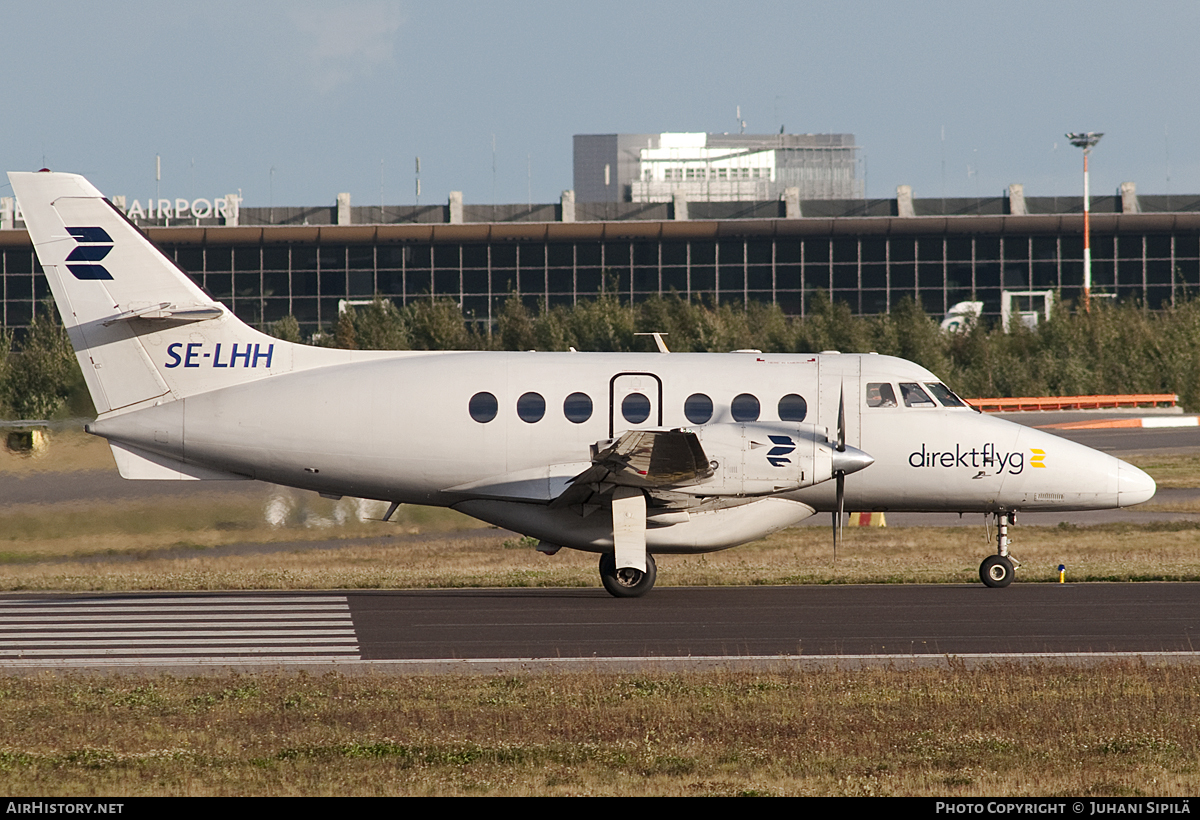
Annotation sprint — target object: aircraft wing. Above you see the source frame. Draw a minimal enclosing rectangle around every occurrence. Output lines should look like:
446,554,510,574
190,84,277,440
581,428,712,488
552,428,713,510
544,429,711,573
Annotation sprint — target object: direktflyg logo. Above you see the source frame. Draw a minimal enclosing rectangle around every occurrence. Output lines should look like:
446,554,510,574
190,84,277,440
907,443,1045,475
64,227,114,280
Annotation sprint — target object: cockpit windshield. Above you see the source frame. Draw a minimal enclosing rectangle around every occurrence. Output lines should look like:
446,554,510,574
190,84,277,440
925,382,969,408
899,382,937,408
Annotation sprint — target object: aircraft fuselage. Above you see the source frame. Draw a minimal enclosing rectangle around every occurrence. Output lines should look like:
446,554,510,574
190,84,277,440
88,349,1154,554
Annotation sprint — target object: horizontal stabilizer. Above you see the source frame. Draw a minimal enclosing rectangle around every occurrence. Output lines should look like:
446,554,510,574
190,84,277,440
109,442,250,481
102,302,225,327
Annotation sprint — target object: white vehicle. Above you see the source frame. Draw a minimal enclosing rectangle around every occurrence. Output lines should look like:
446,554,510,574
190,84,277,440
9,171,1157,596
940,300,983,333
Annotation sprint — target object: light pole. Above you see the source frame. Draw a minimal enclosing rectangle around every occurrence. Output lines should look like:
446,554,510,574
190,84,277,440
1067,132,1103,310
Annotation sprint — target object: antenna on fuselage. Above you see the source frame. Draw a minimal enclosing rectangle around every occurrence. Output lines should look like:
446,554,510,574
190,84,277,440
634,332,670,353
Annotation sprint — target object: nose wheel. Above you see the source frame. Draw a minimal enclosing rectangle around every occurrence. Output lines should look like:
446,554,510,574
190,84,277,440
980,511,1018,588
980,554,1015,587
599,552,657,598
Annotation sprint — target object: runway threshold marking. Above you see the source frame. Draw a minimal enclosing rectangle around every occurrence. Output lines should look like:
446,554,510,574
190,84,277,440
0,595,360,665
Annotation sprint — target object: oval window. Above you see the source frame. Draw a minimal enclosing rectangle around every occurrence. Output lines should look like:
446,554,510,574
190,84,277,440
731,393,760,422
468,391,498,423
563,392,593,423
516,392,546,423
622,392,651,424
684,393,713,424
777,394,807,421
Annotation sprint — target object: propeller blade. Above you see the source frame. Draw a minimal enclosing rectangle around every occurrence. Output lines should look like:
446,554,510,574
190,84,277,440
837,387,846,452
832,383,847,560
834,472,844,561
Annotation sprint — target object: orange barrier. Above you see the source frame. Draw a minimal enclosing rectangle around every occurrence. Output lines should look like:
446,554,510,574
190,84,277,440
1038,416,1199,430
965,394,1178,413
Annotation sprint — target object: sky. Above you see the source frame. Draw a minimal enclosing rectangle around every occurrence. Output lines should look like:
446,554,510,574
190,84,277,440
3,1,1200,209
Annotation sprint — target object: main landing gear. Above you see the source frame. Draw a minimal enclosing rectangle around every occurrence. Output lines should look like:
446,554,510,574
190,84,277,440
599,552,657,598
980,510,1018,588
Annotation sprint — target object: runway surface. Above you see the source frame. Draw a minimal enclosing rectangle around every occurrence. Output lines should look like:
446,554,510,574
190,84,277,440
1,584,1196,671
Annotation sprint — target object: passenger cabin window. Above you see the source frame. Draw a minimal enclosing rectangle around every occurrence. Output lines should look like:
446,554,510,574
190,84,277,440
684,393,713,424
469,391,498,423
777,394,808,421
866,383,897,408
563,392,593,423
622,392,651,424
731,393,760,422
899,383,937,408
517,392,546,423
925,382,967,408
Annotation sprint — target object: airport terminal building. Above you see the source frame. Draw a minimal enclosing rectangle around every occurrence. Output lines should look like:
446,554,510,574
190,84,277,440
3,180,1200,338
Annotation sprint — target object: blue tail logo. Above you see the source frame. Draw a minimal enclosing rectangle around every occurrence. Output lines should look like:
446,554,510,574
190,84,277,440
65,227,114,280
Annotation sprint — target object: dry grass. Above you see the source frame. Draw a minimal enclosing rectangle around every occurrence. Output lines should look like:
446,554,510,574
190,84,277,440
3,519,1200,592
0,664,1194,796
0,492,478,564
0,425,114,474
1124,452,1200,489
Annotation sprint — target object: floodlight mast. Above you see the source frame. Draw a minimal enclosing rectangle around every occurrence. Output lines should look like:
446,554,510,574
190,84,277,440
1067,132,1103,311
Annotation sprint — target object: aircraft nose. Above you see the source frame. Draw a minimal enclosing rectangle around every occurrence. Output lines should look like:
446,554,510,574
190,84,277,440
832,445,874,477
1117,460,1156,507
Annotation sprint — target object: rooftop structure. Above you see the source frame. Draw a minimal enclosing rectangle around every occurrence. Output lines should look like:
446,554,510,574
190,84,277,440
574,132,862,204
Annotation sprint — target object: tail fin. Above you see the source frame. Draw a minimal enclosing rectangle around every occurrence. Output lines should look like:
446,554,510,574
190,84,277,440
8,171,291,415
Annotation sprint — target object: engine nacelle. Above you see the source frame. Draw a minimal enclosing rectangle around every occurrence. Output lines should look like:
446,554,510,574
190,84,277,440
692,422,837,497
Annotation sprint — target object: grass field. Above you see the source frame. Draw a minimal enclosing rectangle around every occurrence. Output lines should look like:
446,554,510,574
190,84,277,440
0,664,1195,796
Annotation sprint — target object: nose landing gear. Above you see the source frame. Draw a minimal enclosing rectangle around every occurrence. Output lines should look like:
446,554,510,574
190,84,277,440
980,510,1019,588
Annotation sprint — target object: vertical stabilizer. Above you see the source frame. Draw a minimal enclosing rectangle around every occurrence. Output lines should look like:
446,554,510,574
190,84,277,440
8,170,294,415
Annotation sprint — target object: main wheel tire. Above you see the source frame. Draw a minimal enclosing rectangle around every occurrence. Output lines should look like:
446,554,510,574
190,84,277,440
979,554,1015,588
599,552,657,598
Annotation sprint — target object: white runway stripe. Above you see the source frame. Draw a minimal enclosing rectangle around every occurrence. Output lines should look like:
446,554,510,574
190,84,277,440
0,595,360,664
0,596,348,606
1,637,359,647
0,646,362,656
0,630,356,638
0,613,351,623
0,604,349,614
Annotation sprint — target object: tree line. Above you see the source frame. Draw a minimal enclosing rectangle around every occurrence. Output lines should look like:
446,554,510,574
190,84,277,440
5,293,1200,420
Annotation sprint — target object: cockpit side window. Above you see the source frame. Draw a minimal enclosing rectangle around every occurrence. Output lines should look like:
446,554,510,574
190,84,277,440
925,382,967,408
899,382,937,407
865,383,897,408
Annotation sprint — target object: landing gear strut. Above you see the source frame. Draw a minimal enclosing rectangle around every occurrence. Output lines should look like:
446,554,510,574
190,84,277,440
980,511,1017,588
599,552,657,598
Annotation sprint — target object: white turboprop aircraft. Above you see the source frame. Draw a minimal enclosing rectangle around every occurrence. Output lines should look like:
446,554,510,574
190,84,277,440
9,170,1157,596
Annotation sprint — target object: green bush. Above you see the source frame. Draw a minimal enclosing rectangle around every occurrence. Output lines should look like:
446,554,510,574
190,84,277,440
1,311,85,420
9,293,1200,419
